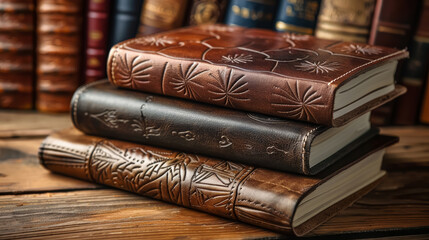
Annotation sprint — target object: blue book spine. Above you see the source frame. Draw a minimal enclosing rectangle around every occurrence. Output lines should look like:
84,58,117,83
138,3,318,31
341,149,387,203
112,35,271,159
224,0,278,29
274,0,321,34
108,0,144,48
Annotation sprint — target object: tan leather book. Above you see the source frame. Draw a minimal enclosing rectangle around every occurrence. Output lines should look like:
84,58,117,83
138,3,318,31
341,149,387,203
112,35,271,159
315,0,376,43
36,0,83,112
107,24,408,127
0,0,34,109
39,127,396,236
137,0,189,36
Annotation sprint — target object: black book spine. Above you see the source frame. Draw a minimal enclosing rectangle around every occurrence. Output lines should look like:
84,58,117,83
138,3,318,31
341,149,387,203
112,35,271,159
107,0,143,49
223,0,277,29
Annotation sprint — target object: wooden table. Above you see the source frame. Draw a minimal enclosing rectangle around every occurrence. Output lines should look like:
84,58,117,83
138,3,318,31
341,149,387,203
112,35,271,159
1,110,428,239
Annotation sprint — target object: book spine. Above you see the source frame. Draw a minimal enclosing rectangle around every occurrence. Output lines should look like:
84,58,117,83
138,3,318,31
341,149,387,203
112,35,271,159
393,38,429,125
419,72,429,124
72,81,319,175
107,0,143,49
393,0,429,125
84,0,110,83
368,0,421,125
274,0,321,35
315,0,376,43
36,0,84,112
224,0,277,29
187,0,228,26
0,0,34,109
137,0,189,36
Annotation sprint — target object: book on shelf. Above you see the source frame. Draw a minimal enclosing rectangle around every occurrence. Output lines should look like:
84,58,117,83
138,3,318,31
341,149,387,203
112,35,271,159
368,0,421,125
394,0,429,125
315,0,376,43
36,0,84,112
83,0,110,83
107,0,143,49
0,0,34,109
71,80,378,175
137,0,189,36
420,72,429,124
224,0,277,29
107,24,407,127
274,0,321,35
39,127,396,236
187,0,228,26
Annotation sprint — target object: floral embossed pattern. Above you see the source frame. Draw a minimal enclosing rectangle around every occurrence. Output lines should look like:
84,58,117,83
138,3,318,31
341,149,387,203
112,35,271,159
208,69,249,107
271,82,324,122
116,53,153,88
170,63,207,100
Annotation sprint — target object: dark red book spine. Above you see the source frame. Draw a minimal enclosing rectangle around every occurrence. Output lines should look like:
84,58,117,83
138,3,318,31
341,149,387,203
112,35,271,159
84,0,110,83
368,0,421,125
393,0,429,125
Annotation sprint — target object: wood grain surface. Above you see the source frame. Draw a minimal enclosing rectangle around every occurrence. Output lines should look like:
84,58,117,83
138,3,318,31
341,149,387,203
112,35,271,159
0,111,428,239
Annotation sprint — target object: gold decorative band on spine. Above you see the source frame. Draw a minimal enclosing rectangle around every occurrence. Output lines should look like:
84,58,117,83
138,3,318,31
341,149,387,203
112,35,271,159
315,29,367,43
414,36,429,43
275,21,313,34
317,22,369,35
377,25,407,35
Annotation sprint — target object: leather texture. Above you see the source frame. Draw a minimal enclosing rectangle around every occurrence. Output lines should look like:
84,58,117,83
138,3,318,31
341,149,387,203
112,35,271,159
0,0,34,109
39,128,396,235
71,81,378,175
36,0,83,112
107,24,408,126
84,0,110,83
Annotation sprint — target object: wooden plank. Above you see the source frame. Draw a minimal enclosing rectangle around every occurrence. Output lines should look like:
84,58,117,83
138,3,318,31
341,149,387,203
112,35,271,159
381,126,429,169
0,189,280,240
0,110,71,138
0,137,99,194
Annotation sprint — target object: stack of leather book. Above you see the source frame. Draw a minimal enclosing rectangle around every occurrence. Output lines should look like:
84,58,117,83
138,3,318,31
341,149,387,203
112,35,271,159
39,24,408,236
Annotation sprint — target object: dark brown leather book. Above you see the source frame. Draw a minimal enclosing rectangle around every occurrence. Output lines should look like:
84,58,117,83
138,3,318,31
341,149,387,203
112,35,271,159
83,0,110,83
368,0,421,125
315,0,376,43
187,0,228,26
71,81,378,175
39,127,396,236
36,0,84,112
420,72,429,124
137,0,189,36
107,24,407,127
0,0,34,109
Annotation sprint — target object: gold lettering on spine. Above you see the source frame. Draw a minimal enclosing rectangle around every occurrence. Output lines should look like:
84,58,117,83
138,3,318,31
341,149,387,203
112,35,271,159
141,0,181,28
230,5,273,20
193,0,220,25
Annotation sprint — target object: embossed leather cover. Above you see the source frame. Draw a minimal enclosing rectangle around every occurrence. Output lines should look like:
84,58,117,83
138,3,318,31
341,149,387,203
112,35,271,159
107,24,408,127
39,128,396,235
71,81,378,175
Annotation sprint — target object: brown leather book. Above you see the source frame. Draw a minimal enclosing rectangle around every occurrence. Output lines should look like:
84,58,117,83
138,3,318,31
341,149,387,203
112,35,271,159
315,0,376,43
137,0,189,36
107,24,408,127
36,0,83,112
39,127,396,236
71,80,378,175
0,0,34,109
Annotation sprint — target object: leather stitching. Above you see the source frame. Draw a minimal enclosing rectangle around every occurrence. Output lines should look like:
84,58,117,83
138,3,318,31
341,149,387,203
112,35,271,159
327,49,407,86
301,127,319,174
